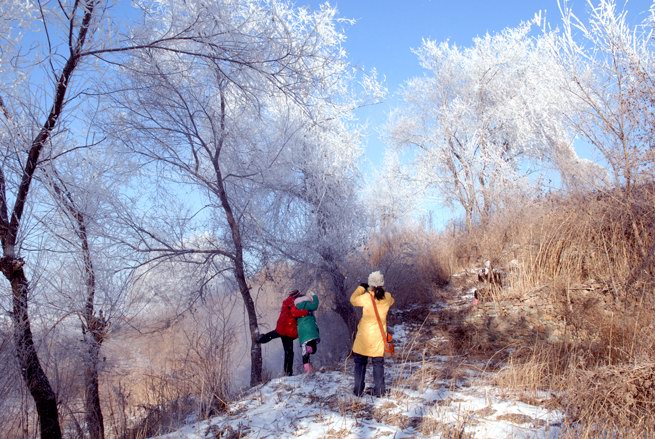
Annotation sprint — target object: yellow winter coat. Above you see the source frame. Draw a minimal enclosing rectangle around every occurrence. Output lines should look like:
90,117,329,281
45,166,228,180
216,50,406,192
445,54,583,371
351,286,395,357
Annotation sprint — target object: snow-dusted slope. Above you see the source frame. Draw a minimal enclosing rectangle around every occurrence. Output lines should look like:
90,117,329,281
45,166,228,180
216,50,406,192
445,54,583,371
153,301,563,439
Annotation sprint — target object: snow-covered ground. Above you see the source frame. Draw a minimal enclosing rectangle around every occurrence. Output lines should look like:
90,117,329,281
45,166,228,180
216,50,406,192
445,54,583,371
153,305,564,438
155,370,562,438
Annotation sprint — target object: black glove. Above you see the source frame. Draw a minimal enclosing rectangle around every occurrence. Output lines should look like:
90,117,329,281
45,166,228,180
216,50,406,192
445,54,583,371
359,282,369,290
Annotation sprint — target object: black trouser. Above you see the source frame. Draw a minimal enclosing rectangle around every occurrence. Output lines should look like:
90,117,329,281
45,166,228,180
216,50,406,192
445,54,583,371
259,330,295,376
353,352,385,397
301,339,318,364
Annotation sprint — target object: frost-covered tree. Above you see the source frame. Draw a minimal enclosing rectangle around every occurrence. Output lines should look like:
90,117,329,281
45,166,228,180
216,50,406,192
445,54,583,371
40,148,141,439
249,72,383,339
360,151,423,229
386,16,594,230
1,0,302,434
106,0,361,385
255,103,367,336
0,2,102,435
556,0,655,190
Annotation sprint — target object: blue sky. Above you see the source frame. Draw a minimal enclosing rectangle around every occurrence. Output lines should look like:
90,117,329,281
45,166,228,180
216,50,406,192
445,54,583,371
321,0,553,88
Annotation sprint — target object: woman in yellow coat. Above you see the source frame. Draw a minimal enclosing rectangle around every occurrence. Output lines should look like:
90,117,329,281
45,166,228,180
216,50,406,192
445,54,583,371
351,271,394,397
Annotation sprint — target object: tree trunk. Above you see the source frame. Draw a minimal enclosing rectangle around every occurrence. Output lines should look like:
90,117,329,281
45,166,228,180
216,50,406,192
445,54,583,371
464,204,473,234
1,258,62,439
214,178,262,385
212,83,262,386
234,254,263,386
333,288,358,339
49,173,107,439
81,266,106,439
83,327,105,439
320,251,358,338
0,3,96,436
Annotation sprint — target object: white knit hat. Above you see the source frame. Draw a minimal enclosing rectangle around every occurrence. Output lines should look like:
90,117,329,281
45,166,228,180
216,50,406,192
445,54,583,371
368,271,384,288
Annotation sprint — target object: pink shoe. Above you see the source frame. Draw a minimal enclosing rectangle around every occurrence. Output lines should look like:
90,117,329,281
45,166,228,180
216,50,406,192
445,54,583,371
303,363,314,374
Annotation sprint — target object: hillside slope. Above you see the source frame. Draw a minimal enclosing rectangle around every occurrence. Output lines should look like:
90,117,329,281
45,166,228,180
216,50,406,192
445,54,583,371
153,280,563,438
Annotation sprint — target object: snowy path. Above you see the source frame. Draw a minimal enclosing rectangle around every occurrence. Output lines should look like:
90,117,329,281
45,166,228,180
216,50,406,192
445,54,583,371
154,301,564,438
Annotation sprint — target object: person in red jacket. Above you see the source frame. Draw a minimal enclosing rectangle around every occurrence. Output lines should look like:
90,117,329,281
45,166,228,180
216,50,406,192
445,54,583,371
256,290,308,376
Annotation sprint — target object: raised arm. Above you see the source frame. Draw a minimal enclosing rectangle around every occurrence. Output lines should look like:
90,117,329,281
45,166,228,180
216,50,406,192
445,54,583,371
304,292,319,311
290,303,309,318
350,285,368,307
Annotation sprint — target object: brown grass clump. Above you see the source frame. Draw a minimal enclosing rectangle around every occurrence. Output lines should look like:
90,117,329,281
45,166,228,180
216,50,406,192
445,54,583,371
416,416,476,438
491,343,571,395
372,402,406,427
432,305,508,359
495,412,545,426
449,185,655,298
561,363,655,437
323,426,351,438
397,361,445,391
527,192,654,292
335,397,370,420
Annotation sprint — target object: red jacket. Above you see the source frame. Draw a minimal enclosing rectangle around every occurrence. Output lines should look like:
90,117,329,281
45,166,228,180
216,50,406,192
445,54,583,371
275,295,308,338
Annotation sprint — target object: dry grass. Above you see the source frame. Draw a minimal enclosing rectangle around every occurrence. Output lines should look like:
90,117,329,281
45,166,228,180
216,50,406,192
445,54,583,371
429,408,477,439
491,344,565,395
440,184,655,435
366,183,655,436
323,426,351,438
101,294,237,438
561,363,655,435
334,395,370,420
